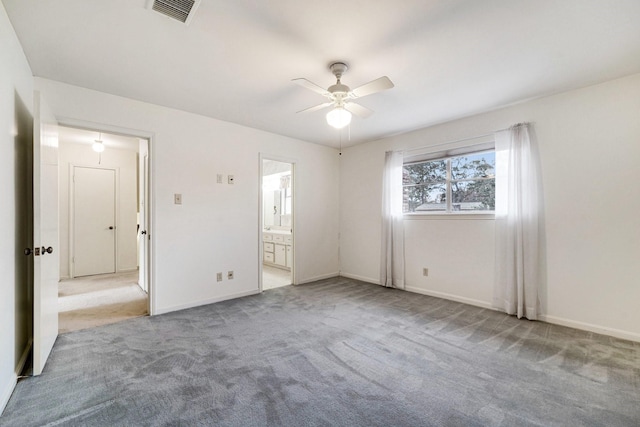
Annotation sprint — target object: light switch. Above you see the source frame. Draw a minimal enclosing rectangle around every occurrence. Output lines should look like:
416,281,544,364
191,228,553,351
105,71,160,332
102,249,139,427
174,193,182,204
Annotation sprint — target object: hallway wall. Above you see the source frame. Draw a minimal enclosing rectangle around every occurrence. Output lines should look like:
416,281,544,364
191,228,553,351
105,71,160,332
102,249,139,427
58,139,138,278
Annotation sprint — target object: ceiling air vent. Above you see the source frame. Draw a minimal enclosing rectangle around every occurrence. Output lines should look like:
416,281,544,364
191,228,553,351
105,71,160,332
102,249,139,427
149,0,201,25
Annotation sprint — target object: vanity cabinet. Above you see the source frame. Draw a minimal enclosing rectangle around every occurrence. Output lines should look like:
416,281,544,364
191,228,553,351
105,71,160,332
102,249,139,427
274,243,287,266
263,232,292,270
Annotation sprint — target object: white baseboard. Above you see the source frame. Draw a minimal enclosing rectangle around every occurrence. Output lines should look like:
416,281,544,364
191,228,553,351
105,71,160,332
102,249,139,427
539,314,640,343
296,272,340,285
0,374,17,416
405,287,640,343
405,286,494,310
117,267,138,273
154,289,261,315
15,339,32,379
1,338,32,415
338,272,379,285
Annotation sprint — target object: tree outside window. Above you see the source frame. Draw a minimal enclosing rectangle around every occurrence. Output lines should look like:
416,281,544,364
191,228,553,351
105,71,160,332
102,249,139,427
403,151,495,213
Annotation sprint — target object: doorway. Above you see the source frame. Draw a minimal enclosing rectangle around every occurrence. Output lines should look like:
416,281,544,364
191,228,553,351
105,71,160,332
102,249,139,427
261,158,294,290
58,126,150,332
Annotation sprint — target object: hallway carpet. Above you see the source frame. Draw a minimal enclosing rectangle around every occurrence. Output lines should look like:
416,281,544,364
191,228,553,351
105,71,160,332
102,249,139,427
58,271,148,333
2,277,639,426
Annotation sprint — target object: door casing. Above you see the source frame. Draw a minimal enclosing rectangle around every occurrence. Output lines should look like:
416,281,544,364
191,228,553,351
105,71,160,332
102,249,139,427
259,154,296,292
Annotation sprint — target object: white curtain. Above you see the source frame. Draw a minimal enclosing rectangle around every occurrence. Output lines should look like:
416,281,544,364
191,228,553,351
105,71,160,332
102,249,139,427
380,150,405,289
494,123,541,319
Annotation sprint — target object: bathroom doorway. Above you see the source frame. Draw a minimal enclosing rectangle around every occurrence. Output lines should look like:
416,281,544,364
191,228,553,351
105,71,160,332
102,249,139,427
260,158,294,290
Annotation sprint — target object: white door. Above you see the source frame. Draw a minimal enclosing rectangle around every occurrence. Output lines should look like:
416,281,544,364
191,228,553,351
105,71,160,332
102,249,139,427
138,149,149,293
73,167,116,277
33,91,59,375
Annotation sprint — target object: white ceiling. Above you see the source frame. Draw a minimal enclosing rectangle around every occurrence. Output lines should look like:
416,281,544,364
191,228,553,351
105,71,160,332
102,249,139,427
4,0,640,148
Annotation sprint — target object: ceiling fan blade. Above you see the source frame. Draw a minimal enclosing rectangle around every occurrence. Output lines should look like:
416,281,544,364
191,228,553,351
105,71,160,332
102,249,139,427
344,102,374,118
350,76,394,98
296,101,334,114
292,78,330,97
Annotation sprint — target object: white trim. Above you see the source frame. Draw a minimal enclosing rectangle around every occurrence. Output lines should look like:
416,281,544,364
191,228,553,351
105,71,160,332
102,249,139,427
405,286,494,310
339,272,379,285
258,155,263,292
154,289,261,315
405,286,640,343
56,117,155,140
147,137,155,316
404,213,495,220
15,339,32,379
297,272,340,285
55,118,155,316
1,338,33,413
404,140,495,163
0,374,16,415
259,154,296,289
404,132,498,156
539,315,640,343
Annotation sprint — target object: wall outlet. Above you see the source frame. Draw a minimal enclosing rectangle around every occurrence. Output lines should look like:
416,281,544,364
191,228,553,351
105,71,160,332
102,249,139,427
423,268,429,276
228,175,234,184
216,272,222,282
174,193,182,204
227,270,234,280
216,174,223,184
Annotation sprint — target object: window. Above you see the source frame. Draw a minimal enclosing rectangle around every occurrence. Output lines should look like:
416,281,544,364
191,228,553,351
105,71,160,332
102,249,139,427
403,150,495,213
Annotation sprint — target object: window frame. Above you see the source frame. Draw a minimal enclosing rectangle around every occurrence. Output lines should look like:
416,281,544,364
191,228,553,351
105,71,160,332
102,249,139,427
402,143,496,219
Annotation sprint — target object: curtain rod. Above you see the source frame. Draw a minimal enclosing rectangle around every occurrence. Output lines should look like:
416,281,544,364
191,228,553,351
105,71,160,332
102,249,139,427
402,126,510,154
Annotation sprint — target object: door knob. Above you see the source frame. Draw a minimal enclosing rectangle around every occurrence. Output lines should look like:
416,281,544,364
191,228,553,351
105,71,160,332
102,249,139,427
141,230,147,235
108,226,114,230
42,246,53,254
24,248,32,256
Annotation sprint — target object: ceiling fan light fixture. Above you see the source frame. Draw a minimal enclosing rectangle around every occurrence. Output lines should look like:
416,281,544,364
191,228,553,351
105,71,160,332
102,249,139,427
326,107,352,129
93,133,105,152
92,141,105,152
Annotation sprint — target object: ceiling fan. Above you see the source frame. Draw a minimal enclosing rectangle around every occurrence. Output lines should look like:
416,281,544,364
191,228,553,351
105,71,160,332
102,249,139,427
292,62,394,129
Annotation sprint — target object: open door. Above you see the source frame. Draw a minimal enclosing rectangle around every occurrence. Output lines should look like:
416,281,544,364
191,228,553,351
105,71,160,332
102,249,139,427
138,139,150,294
32,91,59,375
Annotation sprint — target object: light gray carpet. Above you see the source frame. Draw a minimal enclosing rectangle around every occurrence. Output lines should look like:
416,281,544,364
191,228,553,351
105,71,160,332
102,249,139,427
2,277,639,426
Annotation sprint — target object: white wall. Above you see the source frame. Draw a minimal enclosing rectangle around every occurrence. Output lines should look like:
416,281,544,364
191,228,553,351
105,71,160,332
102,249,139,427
58,140,138,278
340,73,640,341
0,2,35,412
35,77,340,315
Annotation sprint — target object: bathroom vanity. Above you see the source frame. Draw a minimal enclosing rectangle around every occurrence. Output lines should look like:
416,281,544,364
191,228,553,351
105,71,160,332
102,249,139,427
263,230,292,270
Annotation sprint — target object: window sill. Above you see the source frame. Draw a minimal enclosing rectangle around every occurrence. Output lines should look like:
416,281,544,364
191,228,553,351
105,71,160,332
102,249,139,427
403,212,495,220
